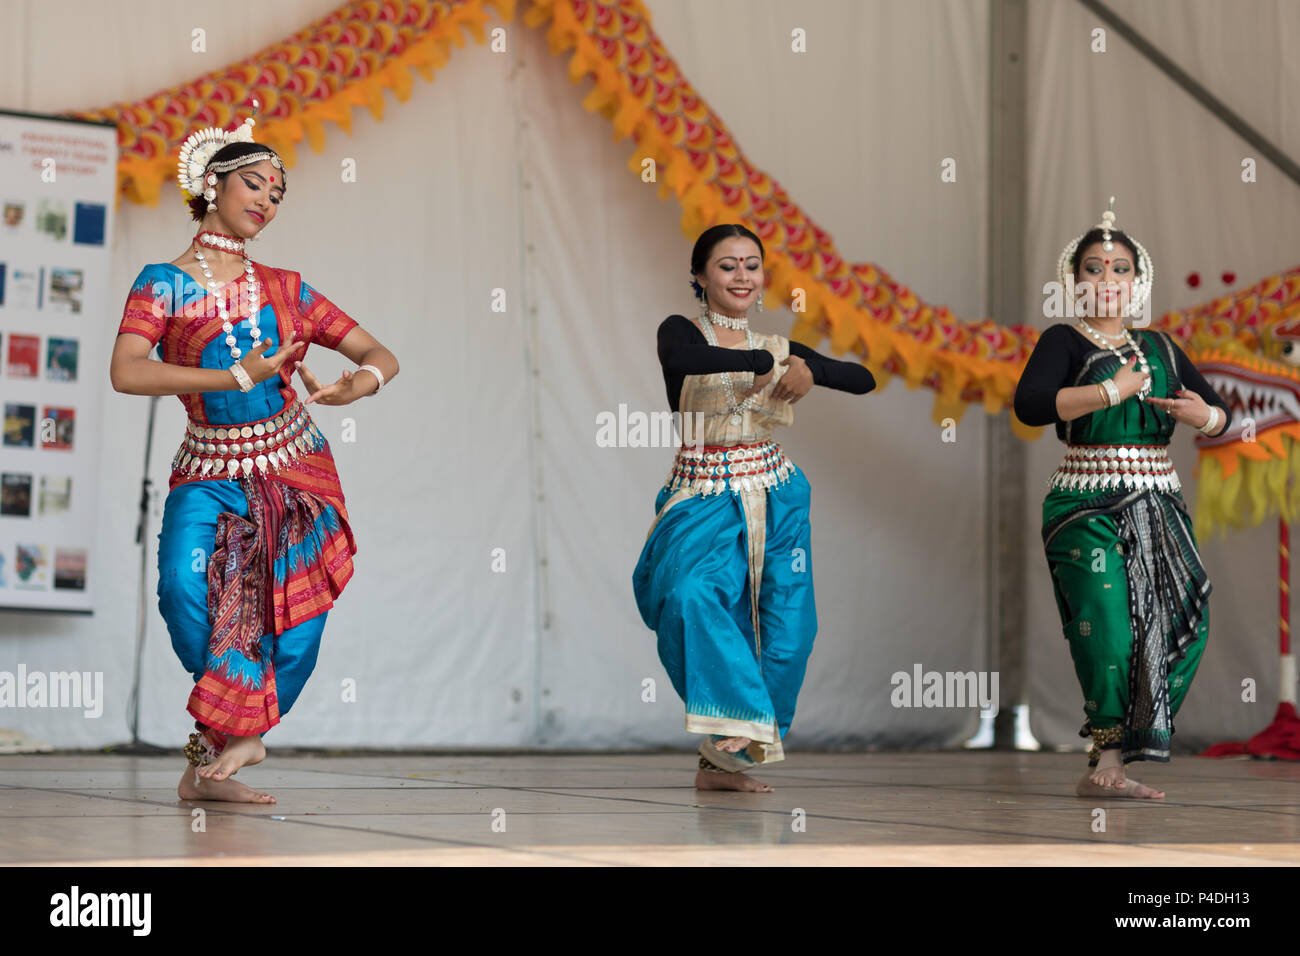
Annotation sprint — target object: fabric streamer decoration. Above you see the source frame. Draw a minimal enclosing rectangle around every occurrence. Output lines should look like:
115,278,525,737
61,0,1300,431
67,0,512,206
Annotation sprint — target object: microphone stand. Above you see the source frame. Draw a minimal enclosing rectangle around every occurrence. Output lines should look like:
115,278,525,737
110,394,168,755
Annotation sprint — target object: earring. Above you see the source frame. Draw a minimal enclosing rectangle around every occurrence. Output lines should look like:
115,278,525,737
757,291,764,312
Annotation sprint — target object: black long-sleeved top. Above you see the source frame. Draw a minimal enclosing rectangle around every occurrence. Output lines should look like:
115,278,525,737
656,314,877,412
1013,323,1231,441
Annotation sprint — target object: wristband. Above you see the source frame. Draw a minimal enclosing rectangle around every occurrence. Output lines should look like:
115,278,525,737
1101,379,1121,408
358,363,385,394
230,361,254,392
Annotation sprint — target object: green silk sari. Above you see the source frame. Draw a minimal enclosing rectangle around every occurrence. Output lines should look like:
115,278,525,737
1040,328,1211,764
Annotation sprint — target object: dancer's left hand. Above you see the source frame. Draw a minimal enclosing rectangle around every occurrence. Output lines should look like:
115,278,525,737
296,361,362,405
1146,389,1213,429
771,355,813,403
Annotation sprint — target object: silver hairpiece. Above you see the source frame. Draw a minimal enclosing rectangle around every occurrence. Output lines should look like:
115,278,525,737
176,99,282,205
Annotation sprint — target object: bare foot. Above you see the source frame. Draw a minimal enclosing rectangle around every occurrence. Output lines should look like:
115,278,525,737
695,769,773,793
713,736,751,754
1075,758,1165,800
196,734,266,781
177,765,275,804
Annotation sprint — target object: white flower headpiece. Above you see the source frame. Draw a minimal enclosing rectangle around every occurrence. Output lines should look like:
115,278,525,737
176,99,283,207
1057,196,1154,319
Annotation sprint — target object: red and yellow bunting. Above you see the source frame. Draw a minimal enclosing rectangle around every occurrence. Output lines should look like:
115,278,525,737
62,0,1300,445
525,0,1042,429
66,0,513,206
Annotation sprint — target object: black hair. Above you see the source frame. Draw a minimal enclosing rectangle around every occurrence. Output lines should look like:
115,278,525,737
187,142,287,222
689,223,765,303
1070,227,1141,278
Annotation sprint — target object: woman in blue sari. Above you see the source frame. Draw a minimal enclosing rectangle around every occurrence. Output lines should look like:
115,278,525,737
111,105,399,804
633,225,876,792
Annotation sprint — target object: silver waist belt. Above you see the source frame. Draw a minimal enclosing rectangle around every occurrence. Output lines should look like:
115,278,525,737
171,400,325,480
666,440,794,496
1049,444,1180,493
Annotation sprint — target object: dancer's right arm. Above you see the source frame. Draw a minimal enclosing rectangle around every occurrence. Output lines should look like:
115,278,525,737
1014,324,1144,425
109,333,305,396
657,315,776,378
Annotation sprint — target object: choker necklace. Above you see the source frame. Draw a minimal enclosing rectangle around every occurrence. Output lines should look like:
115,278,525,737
1076,317,1126,342
702,306,748,330
195,230,246,255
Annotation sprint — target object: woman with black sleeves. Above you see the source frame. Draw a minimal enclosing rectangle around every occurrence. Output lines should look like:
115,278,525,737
633,224,876,792
1014,200,1230,800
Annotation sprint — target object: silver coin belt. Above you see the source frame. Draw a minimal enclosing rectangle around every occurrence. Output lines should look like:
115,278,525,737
666,440,794,496
1049,444,1180,493
171,400,325,480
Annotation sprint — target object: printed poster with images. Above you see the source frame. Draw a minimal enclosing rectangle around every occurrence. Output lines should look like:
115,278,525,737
0,110,115,612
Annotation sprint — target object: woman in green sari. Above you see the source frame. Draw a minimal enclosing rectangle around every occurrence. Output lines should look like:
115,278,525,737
1014,200,1230,799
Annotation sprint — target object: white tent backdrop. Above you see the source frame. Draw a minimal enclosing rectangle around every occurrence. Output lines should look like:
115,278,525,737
0,0,1295,753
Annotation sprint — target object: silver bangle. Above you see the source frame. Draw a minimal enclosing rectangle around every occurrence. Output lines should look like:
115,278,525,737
358,363,385,394
230,361,254,392
1199,405,1220,435
1101,378,1121,408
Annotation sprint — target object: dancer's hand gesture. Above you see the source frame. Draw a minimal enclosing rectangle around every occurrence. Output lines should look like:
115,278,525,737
1147,389,1214,429
1111,355,1150,401
240,332,306,384
296,361,361,406
771,355,813,403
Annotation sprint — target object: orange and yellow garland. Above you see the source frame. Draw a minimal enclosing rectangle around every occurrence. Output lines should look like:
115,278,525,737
63,0,1300,464
69,0,512,206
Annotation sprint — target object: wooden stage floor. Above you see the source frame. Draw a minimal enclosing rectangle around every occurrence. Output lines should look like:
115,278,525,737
2,751,1297,866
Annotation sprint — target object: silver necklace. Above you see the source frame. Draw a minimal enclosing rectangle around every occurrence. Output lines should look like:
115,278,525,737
1076,317,1126,342
194,248,261,361
703,307,748,330
1076,318,1152,399
700,313,760,424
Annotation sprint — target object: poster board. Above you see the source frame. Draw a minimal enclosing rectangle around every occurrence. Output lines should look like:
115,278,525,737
0,110,117,612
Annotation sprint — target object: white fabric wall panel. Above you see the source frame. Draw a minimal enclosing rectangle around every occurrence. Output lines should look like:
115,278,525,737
1107,0,1300,160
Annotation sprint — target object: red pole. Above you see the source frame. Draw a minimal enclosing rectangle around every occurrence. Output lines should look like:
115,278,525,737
1282,518,1290,656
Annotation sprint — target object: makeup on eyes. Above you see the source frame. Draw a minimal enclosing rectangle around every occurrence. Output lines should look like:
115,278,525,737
1083,258,1131,274
240,174,282,204
715,257,761,271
